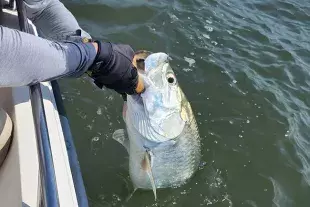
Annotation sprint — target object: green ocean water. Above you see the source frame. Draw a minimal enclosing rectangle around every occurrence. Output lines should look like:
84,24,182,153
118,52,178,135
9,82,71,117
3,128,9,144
60,0,310,206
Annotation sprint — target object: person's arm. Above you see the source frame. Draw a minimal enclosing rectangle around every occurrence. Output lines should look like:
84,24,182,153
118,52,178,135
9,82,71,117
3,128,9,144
0,25,96,87
1,0,140,93
24,0,91,41
0,26,140,95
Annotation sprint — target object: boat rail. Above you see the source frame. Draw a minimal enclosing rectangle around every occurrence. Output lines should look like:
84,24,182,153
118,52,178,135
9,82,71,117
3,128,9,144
16,0,60,206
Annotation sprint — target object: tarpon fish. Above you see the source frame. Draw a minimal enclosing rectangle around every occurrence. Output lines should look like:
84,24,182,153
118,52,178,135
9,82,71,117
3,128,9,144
113,52,201,200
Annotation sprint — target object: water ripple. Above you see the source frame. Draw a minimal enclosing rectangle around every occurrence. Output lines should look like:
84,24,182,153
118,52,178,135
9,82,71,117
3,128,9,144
61,0,310,206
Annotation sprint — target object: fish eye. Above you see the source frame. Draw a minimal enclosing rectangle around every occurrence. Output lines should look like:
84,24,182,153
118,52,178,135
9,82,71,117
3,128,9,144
166,73,176,85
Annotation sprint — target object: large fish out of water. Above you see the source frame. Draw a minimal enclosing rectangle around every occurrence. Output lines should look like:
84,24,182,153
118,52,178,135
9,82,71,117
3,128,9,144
112,52,201,200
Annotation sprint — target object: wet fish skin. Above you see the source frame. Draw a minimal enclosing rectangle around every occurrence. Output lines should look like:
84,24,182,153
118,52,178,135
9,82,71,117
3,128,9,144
125,108,201,189
113,52,201,199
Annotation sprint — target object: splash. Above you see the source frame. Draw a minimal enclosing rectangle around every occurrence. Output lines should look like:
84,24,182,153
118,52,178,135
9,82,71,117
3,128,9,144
269,177,292,207
184,57,196,67
203,34,210,39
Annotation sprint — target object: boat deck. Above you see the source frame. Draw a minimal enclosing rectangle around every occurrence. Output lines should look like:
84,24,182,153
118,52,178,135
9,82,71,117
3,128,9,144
0,8,79,207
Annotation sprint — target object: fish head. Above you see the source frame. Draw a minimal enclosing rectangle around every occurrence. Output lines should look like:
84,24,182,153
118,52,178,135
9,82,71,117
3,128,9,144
138,53,187,140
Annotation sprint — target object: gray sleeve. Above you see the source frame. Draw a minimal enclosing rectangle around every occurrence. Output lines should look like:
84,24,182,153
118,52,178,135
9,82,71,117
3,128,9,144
23,0,91,40
0,26,96,87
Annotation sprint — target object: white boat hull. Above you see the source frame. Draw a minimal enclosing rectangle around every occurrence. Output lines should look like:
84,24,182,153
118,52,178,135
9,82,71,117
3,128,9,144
0,8,80,207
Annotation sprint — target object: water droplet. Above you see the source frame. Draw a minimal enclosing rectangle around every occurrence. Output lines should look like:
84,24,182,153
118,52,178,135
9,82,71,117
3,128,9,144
232,80,237,84
190,52,195,55
169,14,179,22
246,120,250,124
227,30,232,34
229,120,234,124
211,41,218,46
204,26,214,32
92,137,99,142
199,161,207,168
97,107,102,115
203,34,210,39
206,20,212,24
181,190,187,195
239,135,243,138
198,112,202,116
264,189,268,192
184,57,196,67
183,68,193,72
214,140,218,144
108,95,114,100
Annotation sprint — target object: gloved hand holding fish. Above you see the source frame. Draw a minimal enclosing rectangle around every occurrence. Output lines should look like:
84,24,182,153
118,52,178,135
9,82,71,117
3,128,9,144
112,51,201,201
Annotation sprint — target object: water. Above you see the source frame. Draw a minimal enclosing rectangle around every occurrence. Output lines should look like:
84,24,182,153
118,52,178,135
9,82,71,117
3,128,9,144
60,0,310,206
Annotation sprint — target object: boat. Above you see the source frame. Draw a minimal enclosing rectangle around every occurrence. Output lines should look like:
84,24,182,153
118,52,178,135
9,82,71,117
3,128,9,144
0,1,88,206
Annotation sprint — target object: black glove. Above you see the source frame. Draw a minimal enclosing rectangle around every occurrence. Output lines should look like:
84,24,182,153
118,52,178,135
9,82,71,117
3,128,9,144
87,41,138,95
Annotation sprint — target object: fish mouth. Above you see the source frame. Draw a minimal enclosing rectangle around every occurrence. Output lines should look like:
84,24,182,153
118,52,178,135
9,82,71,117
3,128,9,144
133,50,152,71
129,52,185,141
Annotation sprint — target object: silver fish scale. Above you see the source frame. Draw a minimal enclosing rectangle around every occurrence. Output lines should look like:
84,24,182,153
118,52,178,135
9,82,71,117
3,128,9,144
151,119,201,188
126,109,201,190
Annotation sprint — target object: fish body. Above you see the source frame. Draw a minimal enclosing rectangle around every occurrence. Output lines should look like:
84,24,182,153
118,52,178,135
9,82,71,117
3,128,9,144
113,52,201,199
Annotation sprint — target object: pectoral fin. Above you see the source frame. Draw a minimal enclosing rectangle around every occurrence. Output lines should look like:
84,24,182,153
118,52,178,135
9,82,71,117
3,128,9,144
112,129,129,153
141,150,157,201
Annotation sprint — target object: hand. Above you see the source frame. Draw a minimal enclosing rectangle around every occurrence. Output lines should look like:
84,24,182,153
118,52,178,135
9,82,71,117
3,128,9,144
88,41,142,95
